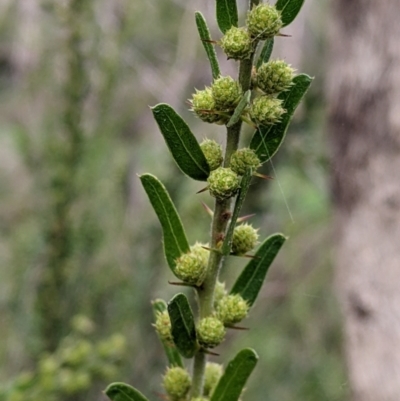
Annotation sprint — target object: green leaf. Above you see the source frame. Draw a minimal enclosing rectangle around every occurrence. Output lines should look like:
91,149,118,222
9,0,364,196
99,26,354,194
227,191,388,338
210,348,258,401
195,12,221,80
275,0,305,27
152,299,184,368
105,382,149,401
168,293,198,358
151,104,210,181
256,38,274,69
227,90,251,128
231,234,286,306
140,174,190,272
216,0,238,33
250,74,313,163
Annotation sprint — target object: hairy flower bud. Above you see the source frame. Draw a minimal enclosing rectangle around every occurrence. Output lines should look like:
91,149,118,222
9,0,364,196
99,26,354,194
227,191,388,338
204,362,223,396
231,223,259,255
216,294,250,326
211,76,242,111
175,243,209,286
230,148,261,175
246,4,282,40
200,139,223,171
163,367,191,400
154,310,173,343
249,96,285,126
257,60,295,94
197,317,226,348
220,27,253,60
207,167,240,200
213,281,227,309
191,88,221,124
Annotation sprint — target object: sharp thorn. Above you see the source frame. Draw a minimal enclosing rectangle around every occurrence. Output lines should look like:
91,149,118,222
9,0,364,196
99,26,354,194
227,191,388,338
168,281,196,287
277,32,291,37
203,349,220,356
253,172,273,180
226,325,250,331
196,186,208,194
237,213,256,223
201,201,214,217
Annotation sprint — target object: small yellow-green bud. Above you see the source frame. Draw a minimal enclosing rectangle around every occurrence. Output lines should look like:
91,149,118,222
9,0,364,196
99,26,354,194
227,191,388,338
211,76,242,111
213,281,227,309
197,317,226,348
231,223,259,255
230,148,261,175
207,167,240,200
154,310,173,343
246,4,282,40
175,243,209,286
191,398,209,401
216,294,250,326
191,88,221,124
163,367,191,400
200,139,223,171
249,96,285,126
257,60,295,94
220,27,253,60
204,362,223,396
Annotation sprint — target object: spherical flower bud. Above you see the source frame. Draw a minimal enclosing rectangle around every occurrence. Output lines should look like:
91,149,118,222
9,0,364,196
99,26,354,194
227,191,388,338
163,367,191,400
191,88,221,124
213,281,227,309
249,96,285,126
231,223,259,255
154,310,173,343
230,148,261,175
175,243,209,286
257,60,295,94
211,76,242,111
216,294,250,326
220,26,253,60
200,139,223,171
197,317,226,348
204,362,223,396
246,4,282,40
207,167,240,200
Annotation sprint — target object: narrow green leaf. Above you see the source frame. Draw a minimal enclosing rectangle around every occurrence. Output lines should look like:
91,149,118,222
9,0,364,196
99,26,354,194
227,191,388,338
168,293,198,358
227,90,251,128
152,299,184,368
105,382,149,401
216,0,238,33
250,74,313,163
210,348,258,401
195,12,221,80
231,234,286,306
140,174,190,272
151,104,210,181
256,38,274,69
221,170,253,255
275,0,305,27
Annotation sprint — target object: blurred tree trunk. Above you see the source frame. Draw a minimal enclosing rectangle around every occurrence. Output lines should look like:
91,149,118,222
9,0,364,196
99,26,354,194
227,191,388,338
328,2,400,401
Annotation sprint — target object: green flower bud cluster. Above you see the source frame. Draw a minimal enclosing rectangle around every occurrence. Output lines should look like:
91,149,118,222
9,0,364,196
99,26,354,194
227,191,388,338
246,3,282,40
191,398,209,401
231,223,259,255
175,243,209,286
203,362,223,396
200,139,223,171
211,76,242,111
230,148,261,175
256,60,295,94
191,88,222,124
249,95,285,126
207,167,240,200
163,367,191,400
213,281,227,309
216,294,249,326
197,317,226,348
220,27,253,60
154,310,173,343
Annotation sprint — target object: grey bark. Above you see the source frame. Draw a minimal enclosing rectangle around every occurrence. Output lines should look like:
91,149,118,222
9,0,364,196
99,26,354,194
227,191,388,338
328,1,400,401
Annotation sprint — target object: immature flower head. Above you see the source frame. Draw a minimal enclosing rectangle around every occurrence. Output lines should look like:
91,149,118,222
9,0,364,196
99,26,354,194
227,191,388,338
249,96,285,126
191,398,209,401
257,60,295,94
207,167,240,200
191,87,221,124
211,76,242,111
213,281,227,309
154,310,173,343
230,148,261,175
197,317,226,348
246,3,282,40
204,362,223,396
163,367,191,400
175,243,209,286
200,139,223,171
220,26,253,60
216,294,250,326
231,223,259,255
